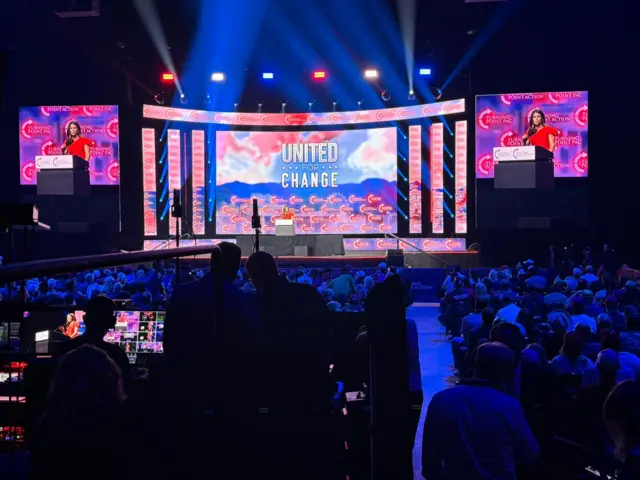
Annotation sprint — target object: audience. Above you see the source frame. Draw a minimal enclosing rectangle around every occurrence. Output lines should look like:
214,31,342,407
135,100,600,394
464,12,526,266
7,242,640,479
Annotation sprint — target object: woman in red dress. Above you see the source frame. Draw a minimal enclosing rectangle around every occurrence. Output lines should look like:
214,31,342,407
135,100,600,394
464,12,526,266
61,120,94,161
522,109,560,153
281,206,295,220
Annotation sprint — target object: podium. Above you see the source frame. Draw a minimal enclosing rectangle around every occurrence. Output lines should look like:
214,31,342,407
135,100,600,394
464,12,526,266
275,218,295,236
35,155,90,196
493,146,554,189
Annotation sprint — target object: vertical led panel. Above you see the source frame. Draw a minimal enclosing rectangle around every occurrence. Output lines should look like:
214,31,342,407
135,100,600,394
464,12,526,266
191,130,206,235
455,121,468,234
142,128,157,236
430,123,444,234
167,129,181,236
408,125,422,234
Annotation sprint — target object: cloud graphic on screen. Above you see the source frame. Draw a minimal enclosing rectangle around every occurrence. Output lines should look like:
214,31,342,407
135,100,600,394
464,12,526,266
345,128,397,182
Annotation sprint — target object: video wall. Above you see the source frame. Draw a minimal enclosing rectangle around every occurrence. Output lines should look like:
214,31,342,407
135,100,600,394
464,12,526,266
475,91,588,178
215,128,398,235
19,105,120,185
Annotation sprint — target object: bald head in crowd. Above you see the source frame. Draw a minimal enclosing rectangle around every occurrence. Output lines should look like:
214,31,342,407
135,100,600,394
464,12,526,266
475,342,516,389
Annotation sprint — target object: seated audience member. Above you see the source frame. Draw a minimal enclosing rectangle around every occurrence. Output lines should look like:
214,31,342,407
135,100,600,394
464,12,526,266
616,280,640,307
30,345,129,479
603,380,640,479
607,297,627,326
422,342,539,480
576,349,628,450
597,313,613,331
581,265,599,284
568,296,597,333
464,307,496,375
451,298,487,375
520,343,552,408
575,322,601,360
565,268,582,292
601,329,640,379
441,277,471,336
519,287,545,318
525,266,547,291
496,295,521,324
342,294,363,312
550,331,594,376
54,296,131,391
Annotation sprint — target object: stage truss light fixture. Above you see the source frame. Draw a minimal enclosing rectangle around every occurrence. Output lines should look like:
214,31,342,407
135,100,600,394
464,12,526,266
211,72,225,82
408,90,416,100
308,101,315,112
161,72,174,83
381,90,391,102
364,69,379,79
262,72,274,79
433,88,443,100
204,94,211,104
280,101,288,113
153,92,165,105
234,102,240,112
257,101,264,113
332,101,339,112
179,93,187,104
419,68,432,76
357,100,363,109
313,70,327,80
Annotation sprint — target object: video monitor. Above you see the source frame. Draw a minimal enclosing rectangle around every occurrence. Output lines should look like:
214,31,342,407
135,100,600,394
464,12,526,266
215,127,398,235
475,91,588,178
50,310,164,362
103,311,165,357
18,105,120,185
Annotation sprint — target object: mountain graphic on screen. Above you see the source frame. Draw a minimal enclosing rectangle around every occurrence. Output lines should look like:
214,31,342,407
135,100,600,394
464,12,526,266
216,178,398,204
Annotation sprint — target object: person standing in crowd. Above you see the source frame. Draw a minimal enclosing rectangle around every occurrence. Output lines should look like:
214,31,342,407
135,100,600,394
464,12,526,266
422,342,539,479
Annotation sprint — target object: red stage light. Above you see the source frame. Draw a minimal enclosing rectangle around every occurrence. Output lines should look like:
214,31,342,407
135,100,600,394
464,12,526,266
161,72,175,83
313,71,327,80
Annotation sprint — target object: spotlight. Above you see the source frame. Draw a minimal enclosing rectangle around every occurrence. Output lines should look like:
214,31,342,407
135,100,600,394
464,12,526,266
332,101,339,112
262,72,274,79
308,101,315,112
364,69,379,79
257,101,264,113
313,70,327,80
153,92,165,105
280,101,288,113
234,102,240,112
433,88,443,101
408,90,416,100
381,90,391,102
204,94,211,104
419,68,432,76
211,72,225,82
161,72,174,83
179,93,187,104
357,100,363,109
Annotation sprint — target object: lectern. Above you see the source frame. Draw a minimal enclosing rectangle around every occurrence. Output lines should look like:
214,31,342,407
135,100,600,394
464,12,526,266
493,146,554,189
275,218,295,236
35,155,90,196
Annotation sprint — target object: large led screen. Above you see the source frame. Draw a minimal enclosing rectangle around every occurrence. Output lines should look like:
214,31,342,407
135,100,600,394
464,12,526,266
476,91,588,178
19,105,120,185
215,128,398,235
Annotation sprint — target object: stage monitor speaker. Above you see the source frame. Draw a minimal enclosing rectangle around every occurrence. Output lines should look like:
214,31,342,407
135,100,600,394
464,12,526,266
294,246,310,256
386,249,404,267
